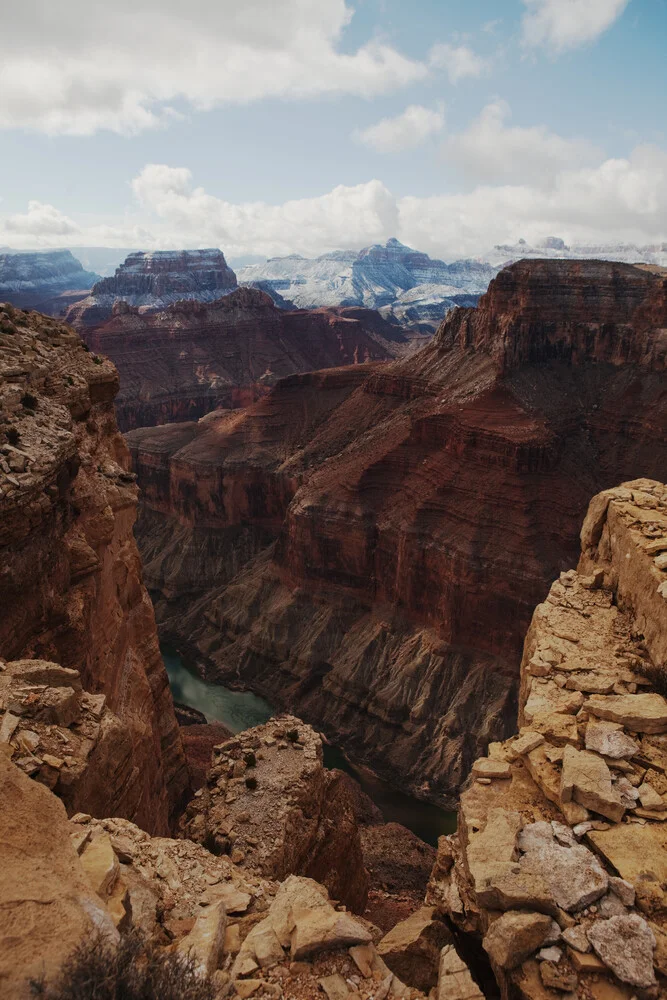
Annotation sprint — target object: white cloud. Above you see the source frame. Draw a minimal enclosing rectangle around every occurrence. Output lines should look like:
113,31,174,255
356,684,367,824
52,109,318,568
521,0,630,52
4,201,79,236
353,104,445,153
0,0,428,135
429,43,489,83
2,143,667,259
445,99,600,185
130,165,399,256
400,144,667,256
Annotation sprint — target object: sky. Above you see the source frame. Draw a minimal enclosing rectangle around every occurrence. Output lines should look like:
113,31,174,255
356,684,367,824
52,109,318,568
1,0,666,261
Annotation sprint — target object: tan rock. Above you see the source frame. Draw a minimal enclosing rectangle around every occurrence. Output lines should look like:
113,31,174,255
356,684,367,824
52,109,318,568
539,961,578,993
507,732,545,761
585,721,639,760
638,781,666,811
466,808,521,899
177,902,227,977
79,832,120,898
587,914,656,989
235,979,264,998
585,693,667,734
251,924,285,969
350,944,375,978
530,713,579,745
560,745,625,822
568,949,608,974
291,907,372,960
0,756,117,997
376,906,451,991
471,758,511,779
482,911,553,970
436,944,483,1000
561,926,590,953
524,681,584,724
589,822,667,884
318,973,350,1000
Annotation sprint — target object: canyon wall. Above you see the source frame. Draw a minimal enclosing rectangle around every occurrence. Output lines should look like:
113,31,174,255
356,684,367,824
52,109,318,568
69,287,408,430
0,301,187,833
65,248,238,326
0,250,99,315
128,259,667,805
428,479,667,998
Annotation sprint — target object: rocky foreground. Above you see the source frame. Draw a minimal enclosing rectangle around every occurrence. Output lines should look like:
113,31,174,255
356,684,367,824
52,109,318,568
128,259,667,804
429,479,667,998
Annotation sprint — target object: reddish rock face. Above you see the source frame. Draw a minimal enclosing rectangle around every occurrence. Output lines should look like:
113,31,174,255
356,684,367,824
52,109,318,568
127,260,667,804
71,287,408,431
0,303,188,834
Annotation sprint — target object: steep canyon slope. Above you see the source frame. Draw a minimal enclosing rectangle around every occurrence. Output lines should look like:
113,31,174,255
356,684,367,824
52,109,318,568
70,286,412,430
129,259,667,806
0,301,187,833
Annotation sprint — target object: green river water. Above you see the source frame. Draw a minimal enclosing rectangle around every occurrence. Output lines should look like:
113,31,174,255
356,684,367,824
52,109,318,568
163,646,456,846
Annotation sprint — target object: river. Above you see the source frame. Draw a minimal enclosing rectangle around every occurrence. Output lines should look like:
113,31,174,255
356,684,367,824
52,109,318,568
163,645,456,846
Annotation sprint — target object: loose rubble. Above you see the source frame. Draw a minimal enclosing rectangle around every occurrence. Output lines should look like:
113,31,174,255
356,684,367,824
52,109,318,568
428,481,667,998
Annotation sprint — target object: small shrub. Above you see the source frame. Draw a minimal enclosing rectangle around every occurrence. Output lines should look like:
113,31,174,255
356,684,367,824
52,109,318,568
243,751,256,768
286,728,299,743
93,356,103,365
6,427,19,447
21,392,38,411
66,376,74,386
245,775,258,790
30,930,216,1000
82,343,90,352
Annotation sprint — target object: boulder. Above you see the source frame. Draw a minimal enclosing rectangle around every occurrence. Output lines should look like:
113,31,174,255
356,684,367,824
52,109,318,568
585,720,639,760
291,907,372,960
584,693,667,735
376,906,452,991
482,911,553,970
177,902,227,977
436,944,483,1000
0,757,116,998
587,914,656,988
560,745,625,823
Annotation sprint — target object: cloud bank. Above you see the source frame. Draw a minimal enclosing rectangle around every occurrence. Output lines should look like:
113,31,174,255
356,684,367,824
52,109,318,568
0,0,428,135
3,134,666,260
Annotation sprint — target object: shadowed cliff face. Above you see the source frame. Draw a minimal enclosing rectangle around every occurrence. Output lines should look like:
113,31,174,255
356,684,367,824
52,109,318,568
127,260,667,805
70,286,410,431
0,302,188,834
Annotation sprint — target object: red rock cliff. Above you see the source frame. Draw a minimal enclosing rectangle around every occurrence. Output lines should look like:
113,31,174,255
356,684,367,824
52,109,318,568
0,301,188,833
69,286,409,431
127,260,667,805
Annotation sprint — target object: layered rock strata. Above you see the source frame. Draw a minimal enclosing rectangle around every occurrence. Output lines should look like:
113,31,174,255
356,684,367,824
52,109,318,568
129,259,667,804
66,249,238,326
428,480,667,998
70,288,407,430
0,302,187,832
0,249,99,315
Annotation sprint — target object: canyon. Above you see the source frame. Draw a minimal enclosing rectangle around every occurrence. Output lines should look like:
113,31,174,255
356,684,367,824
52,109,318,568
1,286,667,999
128,259,667,806
0,249,99,315
68,286,412,431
